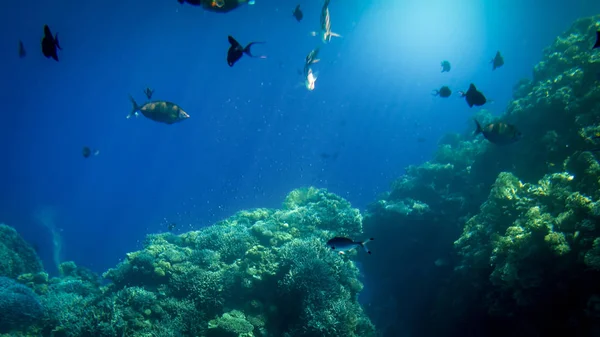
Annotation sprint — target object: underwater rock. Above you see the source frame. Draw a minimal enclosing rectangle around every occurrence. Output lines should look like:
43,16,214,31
0,224,43,279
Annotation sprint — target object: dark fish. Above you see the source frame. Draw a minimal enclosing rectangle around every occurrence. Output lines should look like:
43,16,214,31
327,237,374,255
432,86,451,98
127,96,190,124
459,83,486,107
491,51,504,70
227,35,266,67
82,146,99,158
320,152,339,160
143,87,154,100
168,223,177,231
594,31,600,49
441,60,451,72
18,40,26,58
474,120,521,145
41,25,61,62
82,147,91,158
303,47,320,76
177,0,201,4
293,4,303,22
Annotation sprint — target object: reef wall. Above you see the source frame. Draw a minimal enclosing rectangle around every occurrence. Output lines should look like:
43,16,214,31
362,15,600,337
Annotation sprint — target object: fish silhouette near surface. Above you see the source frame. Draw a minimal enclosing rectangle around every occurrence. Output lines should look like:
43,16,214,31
327,237,374,255
491,51,504,70
432,86,451,98
292,5,303,22
127,96,190,124
474,120,522,145
440,60,451,72
18,40,26,58
41,25,61,61
594,31,600,49
82,146,100,158
143,87,154,100
459,83,487,107
227,35,266,67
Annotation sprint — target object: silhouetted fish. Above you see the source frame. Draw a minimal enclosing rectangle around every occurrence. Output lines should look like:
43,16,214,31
491,51,504,70
227,35,266,67
460,84,486,107
594,31,600,49
293,4,303,22
82,146,99,158
432,86,451,98
18,40,26,58
441,60,451,72
144,87,154,100
41,25,61,62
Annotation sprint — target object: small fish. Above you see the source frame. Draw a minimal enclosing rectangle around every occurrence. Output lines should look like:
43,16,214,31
177,0,202,5
292,4,303,22
18,40,26,58
440,60,451,72
491,51,504,70
82,146,100,158
143,87,154,100
474,120,522,145
127,96,190,124
432,86,451,98
305,68,318,91
327,237,374,255
320,152,339,160
303,47,320,75
313,0,341,43
594,31,600,50
227,35,266,67
459,83,486,107
168,223,177,231
41,25,61,62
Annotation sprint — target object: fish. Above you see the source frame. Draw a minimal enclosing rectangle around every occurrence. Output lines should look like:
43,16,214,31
177,0,202,5
168,223,177,231
18,40,26,58
292,4,303,22
227,35,266,67
127,96,190,124
594,31,600,49
144,87,154,100
474,120,522,145
440,60,451,72
82,146,99,158
41,25,61,62
303,47,320,75
491,51,504,70
313,0,341,43
432,86,451,98
305,68,318,91
459,83,486,107
327,237,374,255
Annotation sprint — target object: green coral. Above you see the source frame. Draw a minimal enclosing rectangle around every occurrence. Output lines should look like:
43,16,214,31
0,224,43,279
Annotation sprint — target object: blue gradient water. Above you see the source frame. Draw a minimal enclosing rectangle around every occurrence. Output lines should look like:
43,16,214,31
1,0,598,273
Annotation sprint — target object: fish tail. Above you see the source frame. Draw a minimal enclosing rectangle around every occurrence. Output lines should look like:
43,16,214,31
55,33,62,50
244,42,266,59
474,120,483,136
128,95,140,119
359,238,374,255
330,31,341,38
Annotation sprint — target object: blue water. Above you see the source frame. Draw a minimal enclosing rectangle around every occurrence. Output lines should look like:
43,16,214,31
1,0,598,274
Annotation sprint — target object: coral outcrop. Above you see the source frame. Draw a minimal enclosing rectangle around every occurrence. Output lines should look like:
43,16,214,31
0,224,43,279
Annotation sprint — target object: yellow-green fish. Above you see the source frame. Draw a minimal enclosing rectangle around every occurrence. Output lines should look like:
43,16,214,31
127,96,189,124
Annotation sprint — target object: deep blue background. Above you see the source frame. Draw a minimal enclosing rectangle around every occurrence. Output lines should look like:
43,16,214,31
1,0,599,274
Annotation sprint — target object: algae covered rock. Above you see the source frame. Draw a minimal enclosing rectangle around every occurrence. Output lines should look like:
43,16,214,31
0,224,43,279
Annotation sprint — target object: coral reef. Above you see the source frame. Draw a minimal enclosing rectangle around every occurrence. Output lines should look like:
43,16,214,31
0,224,43,279
362,14,600,337
0,187,375,337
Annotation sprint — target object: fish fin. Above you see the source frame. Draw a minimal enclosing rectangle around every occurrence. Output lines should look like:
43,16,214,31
128,95,140,119
228,36,241,48
474,120,483,136
55,33,62,50
330,32,342,38
359,238,374,254
594,31,600,49
310,31,318,37
244,42,266,58
44,25,51,37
